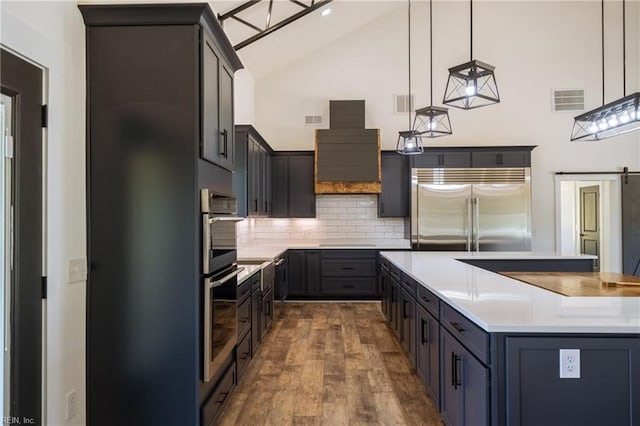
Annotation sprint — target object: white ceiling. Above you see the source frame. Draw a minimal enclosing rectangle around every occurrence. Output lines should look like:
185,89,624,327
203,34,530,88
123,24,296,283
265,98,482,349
214,0,404,79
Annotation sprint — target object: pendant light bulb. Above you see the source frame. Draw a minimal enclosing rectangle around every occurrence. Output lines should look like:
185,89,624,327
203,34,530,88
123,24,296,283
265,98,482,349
598,119,609,130
588,122,599,133
608,115,618,127
619,111,630,123
465,81,476,96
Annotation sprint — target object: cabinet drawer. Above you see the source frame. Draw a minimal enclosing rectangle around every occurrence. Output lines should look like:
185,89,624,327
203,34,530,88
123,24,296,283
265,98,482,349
321,249,377,259
400,274,417,296
237,276,252,303
320,278,377,296
201,361,236,426
251,274,261,292
416,285,439,319
237,296,251,339
387,263,402,283
441,303,489,364
236,331,251,380
321,259,376,277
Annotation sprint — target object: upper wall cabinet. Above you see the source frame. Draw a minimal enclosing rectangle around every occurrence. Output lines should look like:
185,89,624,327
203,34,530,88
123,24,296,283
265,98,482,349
234,125,272,217
272,153,316,218
411,146,535,169
79,4,242,426
379,151,410,218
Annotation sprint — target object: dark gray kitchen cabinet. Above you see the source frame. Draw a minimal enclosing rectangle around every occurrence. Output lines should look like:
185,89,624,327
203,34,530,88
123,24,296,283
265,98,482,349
471,149,531,168
234,125,272,217
379,151,410,217
287,250,320,297
416,303,439,404
390,276,401,340
380,265,392,322
400,288,416,368
319,250,378,298
413,151,472,168
261,289,274,339
79,4,243,426
504,336,639,426
441,328,490,426
250,276,261,357
271,153,316,218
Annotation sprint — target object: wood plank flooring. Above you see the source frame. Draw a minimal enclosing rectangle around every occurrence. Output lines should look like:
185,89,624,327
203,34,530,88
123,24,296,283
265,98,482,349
218,302,443,425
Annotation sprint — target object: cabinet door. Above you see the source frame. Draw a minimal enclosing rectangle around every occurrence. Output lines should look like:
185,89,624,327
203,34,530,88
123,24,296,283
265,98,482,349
288,155,316,218
305,251,320,296
390,278,401,340
261,290,273,338
202,34,220,166
471,150,531,168
251,288,260,356
247,139,259,216
441,329,489,426
287,250,306,296
401,289,416,368
413,151,471,168
380,268,391,322
219,63,234,171
416,304,439,404
264,152,272,215
271,156,289,218
379,152,409,217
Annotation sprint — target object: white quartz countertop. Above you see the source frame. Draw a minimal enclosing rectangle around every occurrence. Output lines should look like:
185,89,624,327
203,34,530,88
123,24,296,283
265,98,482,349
237,239,411,261
380,251,639,334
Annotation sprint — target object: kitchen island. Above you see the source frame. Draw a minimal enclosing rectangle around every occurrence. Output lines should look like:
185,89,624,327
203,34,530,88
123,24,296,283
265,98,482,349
380,251,639,426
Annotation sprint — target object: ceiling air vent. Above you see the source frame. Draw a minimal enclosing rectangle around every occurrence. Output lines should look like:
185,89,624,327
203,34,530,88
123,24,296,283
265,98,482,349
394,94,414,114
304,115,323,126
552,89,584,112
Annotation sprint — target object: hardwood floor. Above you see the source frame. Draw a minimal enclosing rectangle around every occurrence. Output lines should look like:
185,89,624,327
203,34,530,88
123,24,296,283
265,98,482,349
218,302,443,425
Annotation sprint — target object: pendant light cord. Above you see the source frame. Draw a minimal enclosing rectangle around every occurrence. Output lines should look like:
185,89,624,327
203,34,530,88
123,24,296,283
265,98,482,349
623,0,626,95
470,0,473,61
429,0,433,105
408,0,412,129
601,0,604,105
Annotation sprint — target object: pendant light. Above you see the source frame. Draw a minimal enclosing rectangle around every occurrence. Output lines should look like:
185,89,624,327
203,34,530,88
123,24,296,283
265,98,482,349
442,0,500,109
414,0,452,137
571,0,640,141
396,0,424,155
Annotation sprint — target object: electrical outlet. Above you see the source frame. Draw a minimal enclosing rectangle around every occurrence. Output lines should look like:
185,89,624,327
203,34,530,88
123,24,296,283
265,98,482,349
559,349,581,378
65,388,77,420
68,258,87,283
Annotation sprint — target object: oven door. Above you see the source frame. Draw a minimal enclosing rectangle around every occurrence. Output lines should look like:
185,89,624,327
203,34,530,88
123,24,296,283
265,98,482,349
203,265,243,382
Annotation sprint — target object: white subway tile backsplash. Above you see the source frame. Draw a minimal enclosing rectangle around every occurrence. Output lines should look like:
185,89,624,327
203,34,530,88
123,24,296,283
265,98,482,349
245,194,408,242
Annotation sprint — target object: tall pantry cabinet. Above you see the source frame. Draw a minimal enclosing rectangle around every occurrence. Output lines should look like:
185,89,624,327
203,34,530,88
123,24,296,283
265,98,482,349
79,5,243,426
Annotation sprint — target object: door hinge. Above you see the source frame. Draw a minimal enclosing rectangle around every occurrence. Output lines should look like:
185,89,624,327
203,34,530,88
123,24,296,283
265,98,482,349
41,276,47,299
41,105,48,128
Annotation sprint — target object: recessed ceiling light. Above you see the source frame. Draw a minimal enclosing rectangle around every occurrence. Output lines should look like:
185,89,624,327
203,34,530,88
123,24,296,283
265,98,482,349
321,8,331,17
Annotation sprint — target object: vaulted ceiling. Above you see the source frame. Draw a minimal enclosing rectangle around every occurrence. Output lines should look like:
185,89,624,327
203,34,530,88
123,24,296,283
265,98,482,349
214,0,404,78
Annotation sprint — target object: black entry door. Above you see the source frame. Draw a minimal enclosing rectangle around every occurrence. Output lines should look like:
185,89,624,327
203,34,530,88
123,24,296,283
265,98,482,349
622,175,640,276
1,48,43,423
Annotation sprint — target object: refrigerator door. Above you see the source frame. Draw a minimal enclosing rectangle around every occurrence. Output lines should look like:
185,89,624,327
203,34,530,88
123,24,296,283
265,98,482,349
473,182,531,251
413,181,472,251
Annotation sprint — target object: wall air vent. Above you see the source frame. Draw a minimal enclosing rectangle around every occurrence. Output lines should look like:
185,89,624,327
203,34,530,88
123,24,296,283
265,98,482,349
552,89,585,112
394,94,414,114
305,115,323,126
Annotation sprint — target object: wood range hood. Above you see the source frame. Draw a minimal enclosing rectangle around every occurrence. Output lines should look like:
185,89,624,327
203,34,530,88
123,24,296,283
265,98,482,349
315,100,381,194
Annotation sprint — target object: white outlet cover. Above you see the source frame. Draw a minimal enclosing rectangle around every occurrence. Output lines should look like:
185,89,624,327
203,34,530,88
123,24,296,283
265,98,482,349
68,258,87,284
559,349,581,379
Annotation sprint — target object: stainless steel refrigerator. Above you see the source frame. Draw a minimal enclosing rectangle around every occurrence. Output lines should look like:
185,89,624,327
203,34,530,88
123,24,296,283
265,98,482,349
411,168,532,251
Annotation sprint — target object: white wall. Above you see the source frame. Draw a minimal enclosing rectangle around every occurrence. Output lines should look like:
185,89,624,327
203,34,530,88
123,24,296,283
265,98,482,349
253,1,640,252
234,69,256,124
1,2,86,425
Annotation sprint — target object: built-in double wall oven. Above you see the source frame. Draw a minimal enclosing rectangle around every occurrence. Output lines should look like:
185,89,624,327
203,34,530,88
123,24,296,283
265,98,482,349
201,189,244,382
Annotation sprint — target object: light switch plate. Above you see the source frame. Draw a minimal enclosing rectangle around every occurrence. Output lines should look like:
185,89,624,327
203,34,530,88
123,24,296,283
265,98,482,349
68,258,87,283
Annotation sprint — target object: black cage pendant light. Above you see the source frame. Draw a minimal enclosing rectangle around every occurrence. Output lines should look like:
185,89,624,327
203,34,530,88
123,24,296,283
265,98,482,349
414,0,452,137
571,0,640,141
396,0,424,155
443,0,500,109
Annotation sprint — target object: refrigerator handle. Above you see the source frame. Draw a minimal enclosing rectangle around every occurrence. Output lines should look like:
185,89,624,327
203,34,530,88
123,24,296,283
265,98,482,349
474,198,480,252
466,198,472,251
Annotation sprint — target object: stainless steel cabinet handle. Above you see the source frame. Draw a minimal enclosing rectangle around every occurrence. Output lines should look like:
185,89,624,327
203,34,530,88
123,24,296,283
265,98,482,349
474,197,480,252
274,258,285,266
467,198,472,251
202,216,211,275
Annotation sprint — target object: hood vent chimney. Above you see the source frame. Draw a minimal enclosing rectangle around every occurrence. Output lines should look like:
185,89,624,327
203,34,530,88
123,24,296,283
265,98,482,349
315,100,381,194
